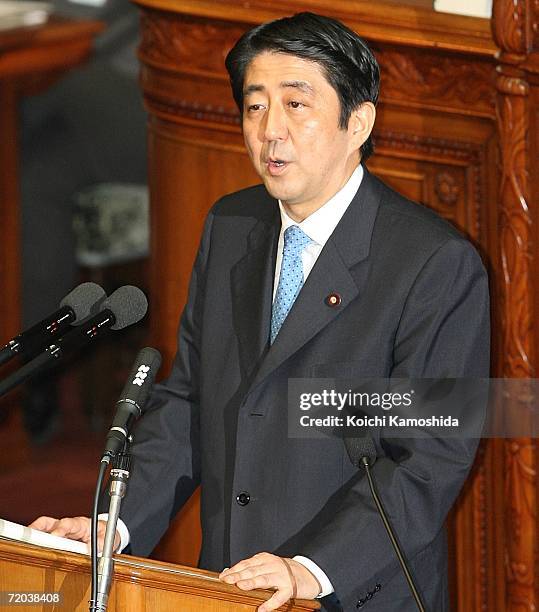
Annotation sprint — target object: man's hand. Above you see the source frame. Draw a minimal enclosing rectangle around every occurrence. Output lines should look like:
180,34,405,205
219,552,321,612
28,516,120,553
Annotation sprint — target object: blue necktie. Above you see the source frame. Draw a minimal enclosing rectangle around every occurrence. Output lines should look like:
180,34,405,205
270,225,312,344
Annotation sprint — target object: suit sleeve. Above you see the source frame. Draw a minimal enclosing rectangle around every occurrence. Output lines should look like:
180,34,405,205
295,237,490,604
115,210,215,556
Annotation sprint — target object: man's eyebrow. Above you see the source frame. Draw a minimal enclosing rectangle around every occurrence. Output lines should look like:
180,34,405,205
243,81,315,97
280,80,314,94
243,84,265,97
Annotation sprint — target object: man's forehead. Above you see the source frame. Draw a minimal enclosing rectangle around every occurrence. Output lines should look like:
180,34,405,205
243,51,328,93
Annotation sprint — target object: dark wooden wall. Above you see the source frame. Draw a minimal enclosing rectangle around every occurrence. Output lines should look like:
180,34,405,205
132,0,539,609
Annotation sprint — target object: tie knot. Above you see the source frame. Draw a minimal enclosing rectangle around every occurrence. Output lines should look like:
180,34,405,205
283,225,311,257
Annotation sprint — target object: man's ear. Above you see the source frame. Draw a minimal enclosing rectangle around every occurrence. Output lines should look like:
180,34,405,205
349,102,376,150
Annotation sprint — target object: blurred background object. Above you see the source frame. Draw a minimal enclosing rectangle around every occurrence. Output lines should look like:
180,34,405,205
434,0,492,18
0,1,53,30
0,0,149,523
20,0,148,444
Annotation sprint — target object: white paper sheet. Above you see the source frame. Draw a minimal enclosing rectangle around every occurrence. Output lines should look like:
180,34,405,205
0,518,89,555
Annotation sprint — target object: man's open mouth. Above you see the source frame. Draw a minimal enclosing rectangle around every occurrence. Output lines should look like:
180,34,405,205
266,159,290,175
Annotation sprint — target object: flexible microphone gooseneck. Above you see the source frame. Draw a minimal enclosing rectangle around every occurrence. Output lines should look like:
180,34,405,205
0,286,148,399
90,347,162,612
345,436,427,612
0,282,106,366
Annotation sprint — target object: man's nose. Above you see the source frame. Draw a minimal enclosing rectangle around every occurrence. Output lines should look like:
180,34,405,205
262,104,288,141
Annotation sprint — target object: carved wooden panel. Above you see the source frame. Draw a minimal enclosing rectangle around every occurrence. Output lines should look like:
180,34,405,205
492,0,539,609
371,128,492,239
492,0,527,56
494,18,537,612
372,44,496,117
139,12,241,79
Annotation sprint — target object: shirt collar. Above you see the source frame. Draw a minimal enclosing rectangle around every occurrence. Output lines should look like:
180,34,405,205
278,164,364,246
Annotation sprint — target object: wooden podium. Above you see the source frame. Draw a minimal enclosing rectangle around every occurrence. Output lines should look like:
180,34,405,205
0,538,319,611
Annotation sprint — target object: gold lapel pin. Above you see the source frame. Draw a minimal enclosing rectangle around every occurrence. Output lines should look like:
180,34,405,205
325,293,342,307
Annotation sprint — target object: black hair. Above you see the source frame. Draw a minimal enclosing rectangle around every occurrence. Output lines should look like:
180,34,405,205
225,12,380,160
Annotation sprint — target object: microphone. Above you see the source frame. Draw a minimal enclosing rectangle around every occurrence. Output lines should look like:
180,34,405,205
89,347,161,612
102,347,162,459
345,435,427,612
344,435,377,468
50,285,148,356
0,286,148,399
0,282,106,367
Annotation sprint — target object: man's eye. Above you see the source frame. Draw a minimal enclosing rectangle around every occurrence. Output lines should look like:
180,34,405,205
247,104,264,112
288,101,304,109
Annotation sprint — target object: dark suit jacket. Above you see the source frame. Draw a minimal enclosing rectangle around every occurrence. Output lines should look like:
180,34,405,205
119,167,490,611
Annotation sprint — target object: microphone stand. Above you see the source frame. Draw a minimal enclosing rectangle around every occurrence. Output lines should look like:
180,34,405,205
90,447,131,612
0,349,59,398
345,434,427,611
360,455,426,612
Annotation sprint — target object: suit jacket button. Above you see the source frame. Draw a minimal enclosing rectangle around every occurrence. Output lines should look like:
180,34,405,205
356,598,365,608
375,584,381,592
236,492,250,506
325,293,342,307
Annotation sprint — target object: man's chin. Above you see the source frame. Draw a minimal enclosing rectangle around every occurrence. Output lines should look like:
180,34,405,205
260,177,297,203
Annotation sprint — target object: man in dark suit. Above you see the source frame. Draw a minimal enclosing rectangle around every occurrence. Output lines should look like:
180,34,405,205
31,12,490,611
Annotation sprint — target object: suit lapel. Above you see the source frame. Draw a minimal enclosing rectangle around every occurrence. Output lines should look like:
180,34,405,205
231,208,280,379
248,167,382,394
251,240,359,389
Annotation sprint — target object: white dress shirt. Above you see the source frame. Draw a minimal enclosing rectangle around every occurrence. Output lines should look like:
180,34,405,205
101,163,365,600
276,164,364,598
273,163,364,300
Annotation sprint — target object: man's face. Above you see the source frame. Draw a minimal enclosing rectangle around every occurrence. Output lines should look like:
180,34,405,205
242,51,361,219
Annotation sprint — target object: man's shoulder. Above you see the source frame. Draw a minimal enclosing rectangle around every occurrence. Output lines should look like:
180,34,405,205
362,172,486,278
372,173,466,248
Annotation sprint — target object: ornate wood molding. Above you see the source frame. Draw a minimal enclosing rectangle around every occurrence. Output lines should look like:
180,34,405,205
496,78,532,378
447,440,491,611
134,0,497,55
138,12,241,78
474,444,489,610
434,171,460,206
375,130,483,161
505,440,537,608
493,0,538,608
376,129,488,236
143,94,240,128
374,46,496,117
138,11,496,121
492,0,527,56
